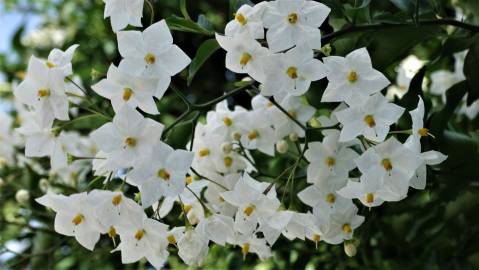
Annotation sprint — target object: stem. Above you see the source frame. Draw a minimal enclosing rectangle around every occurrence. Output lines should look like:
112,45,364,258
268,97,307,131
191,82,254,110
190,167,228,190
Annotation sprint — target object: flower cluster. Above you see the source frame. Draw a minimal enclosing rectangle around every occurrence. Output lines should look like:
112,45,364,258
7,0,450,269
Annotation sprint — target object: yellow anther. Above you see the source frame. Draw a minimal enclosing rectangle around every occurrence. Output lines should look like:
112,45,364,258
183,204,192,213
266,102,274,108
248,130,259,140
242,243,250,258
158,169,170,180
218,196,225,202
144,53,156,64
223,117,233,126
72,214,84,226
326,193,336,204
243,204,255,216
288,110,297,119
312,234,321,242
111,194,122,206
418,128,429,137
366,193,374,204
199,148,210,157
167,234,177,244
108,226,117,239
288,12,298,24
125,137,137,148
122,87,133,101
46,61,56,68
134,229,146,241
342,223,352,234
287,66,298,79
364,115,376,128
325,157,336,167
347,70,358,83
240,53,252,67
37,88,51,98
235,13,247,25
381,158,393,171
186,176,192,185
224,156,233,167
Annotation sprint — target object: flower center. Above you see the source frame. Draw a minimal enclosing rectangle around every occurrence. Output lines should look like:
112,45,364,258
235,13,247,25
72,214,84,226
242,243,250,257
366,193,374,204
240,52,252,67
342,223,352,234
312,234,321,242
381,158,393,171
287,66,298,79
418,128,429,137
199,148,210,157
243,204,255,216
111,194,122,206
183,204,192,213
167,234,177,244
347,70,358,83
288,13,298,24
223,117,233,126
125,137,137,148
248,130,259,140
122,87,133,101
144,53,156,64
325,157,336,167
364,115,376,128
46,61,56,68
158,169,170,180
326,193,336,204
186,176,192,185
108,226,117,239
37,88,51,98
224,156,233,167
134,229,145,241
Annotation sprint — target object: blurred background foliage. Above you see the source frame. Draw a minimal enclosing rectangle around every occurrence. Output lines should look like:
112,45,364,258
1,0,479,269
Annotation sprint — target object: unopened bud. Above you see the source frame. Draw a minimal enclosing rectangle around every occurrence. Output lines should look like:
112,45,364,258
15,189,30,205
39,178,50,192
221,142,233,154
344,242,357,257
276,140,288,154
289,132,299,142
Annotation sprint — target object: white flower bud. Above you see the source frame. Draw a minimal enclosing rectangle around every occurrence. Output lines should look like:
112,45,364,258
15,189,30,205
39,178,50,192
276,140,288,154
289,132,299,142
344,242,357,257
221,142,233,154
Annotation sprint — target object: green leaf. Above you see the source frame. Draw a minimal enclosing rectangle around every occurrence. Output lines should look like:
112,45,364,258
187,39,220,86
463,36,479,105
179,0,191,21
351,0,371,10
165,15,213,36
442,33,477,55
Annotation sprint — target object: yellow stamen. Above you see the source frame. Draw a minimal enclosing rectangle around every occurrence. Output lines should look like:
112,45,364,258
134,229,145,241
342,224,352,234
235,13,247,25
125,137,137,148
186,176,192,185
111,194,122,206
37,88,51,98
312,234,321,242
167,234,177,244
108,226,117,239
183,204,192,213
242,243,250,258
46,61,56,68
243,204,255,216
224,156,233,167
364,115,376,128
347,70,358,83
288,13,298,24
122,87,133,101
144,53,156,64
218,196,225,202
158,169,170,180
223,117,233,126
418,128,429,137
240,53,252,67
287,66,298,79
248,130,259,140
72,214,84,226
381,158,393,171
325,157,336,167
366,193,374,204
199,148,210,157
326,193,336,204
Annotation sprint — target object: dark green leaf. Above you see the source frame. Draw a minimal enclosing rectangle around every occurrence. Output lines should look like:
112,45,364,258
187,39,220,86
398,65,426,111
166,15,213,36
463,36,479,105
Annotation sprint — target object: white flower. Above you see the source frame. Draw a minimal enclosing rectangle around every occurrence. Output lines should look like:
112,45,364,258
36,192,102,250
177,229,209,266
117,20,191,97
321,48,390,105
14,55,69,127
231,232,272,260
92,65,159,114
216,32,270,82
46,44,79,76
298,184,351,213
263,0,331,52
196,214,235,246
335,93,405,142
338,177,385,207
261,44,327,99
236,110,277,156
90,105,164,168
103,0,144,32
270,95,315,138
320,202,364,244
226,3,266,39
127,142,193,208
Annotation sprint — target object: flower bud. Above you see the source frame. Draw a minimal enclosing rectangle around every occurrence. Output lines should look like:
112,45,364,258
276,140,288,154
344,242,357,257
221,142,233,154
289,132,299,142
39,178,50,192
15,189,30,205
